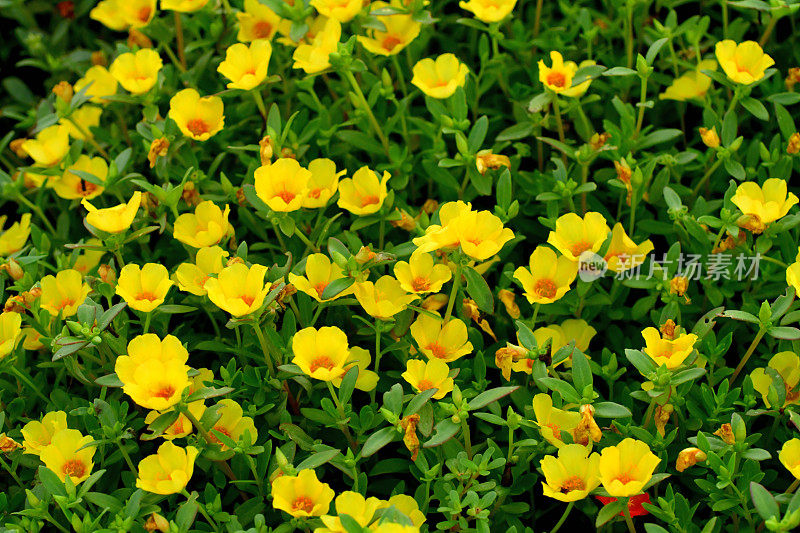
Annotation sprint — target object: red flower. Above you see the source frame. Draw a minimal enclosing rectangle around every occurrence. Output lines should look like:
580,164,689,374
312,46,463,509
57,1,75,18
596,493,651,517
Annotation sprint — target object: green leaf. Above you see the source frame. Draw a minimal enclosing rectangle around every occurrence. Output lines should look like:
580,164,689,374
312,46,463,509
625,348,658,375
320,277,355,300
337,366,359,406
571,348,592,391
537,378,581,403
403,388,438,418
361,427,398,458
38,466,67,497
423,419,460,448
463,266,494,314
468,116,489,153
645,37,670,64
95,373,124,388
185,386,234,403
596,500,626,527
467,386,518,410
750,482,779,520
296,450,341,470
593,402,632,418
741,97,769,120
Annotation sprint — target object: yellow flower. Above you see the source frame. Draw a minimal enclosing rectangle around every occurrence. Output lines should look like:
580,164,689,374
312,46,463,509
288,253,353,302
121,0,157,27
271,468,335,518
303,158,345,208
715,40,774,85
254,158,312,212
512,326,565,374
173,200,233,248
0,311,22,359
59,106,103,140
358,2,421,56
292,326,351,381
144,401,205,440
21,411,68,456
402,359,453,399
538,52,594,97
217,40,272,90
547,212,610,262
751,351,800,409
410,313,473,362
603,223,654,273
514,246,578,304
174,246,229,296
82,191,141,234
162,0,209,11
237,0,282,41
168,89,225,141
732,179,798,233
205,262,270,316
90,0,129,30
53,155,107,200
449,209,514,261
394,253,452,294
208,399,258,449
659,60,717,101
412,201,473,255
371,525,419,533
788,261,800,295
21,124,70,167
532,393,581,449
476,150,511,175
699,126,721,148
21,327,44,351
116,263,173,312
331,346,379,392
319,490,384,532
311,0,365,22
459,0,516,22
74,65,118,104
353,276,417,319
115,333,191,410
40,429,95,484
411,54,469,99
641,327,697,369
377,495,426,528
540,444,601,502
110,49,163,94
0,213,32,256
779,439,800,479
598,438,661,497
136,442,198,494
39,269,91,317
293,18,341,74
337,166,391,215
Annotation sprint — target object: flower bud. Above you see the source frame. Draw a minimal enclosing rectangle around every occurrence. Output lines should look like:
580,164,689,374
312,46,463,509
788,132,800,155
421,199,439,214
475,150,511,175
0,433,21,453
699,127,720,148
148,138,169,168
98,264,117,284
52,81,73,103
145,513,170,532
714,423,735,444
669,276,688,297
91,51,106,66
10,139,28,159
1,259,24,280
128,28,153,49
676,447,707,472
259,136,274,165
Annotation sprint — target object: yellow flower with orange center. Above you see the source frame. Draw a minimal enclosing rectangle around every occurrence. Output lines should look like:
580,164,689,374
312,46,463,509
174,246,229,296
293,18,341,74
0,311,22,359
513,246,578,304
394,252,452,294
538,52,595,97
168,89,225,141
401,359,453,399
532,393,581,449
39,269,92,317
751,351,800,409
292,326,351,382
512,326,565,374
115,333,191,410
0,213,31,256
53,155,107,200
116,263,173,313
779,438,800,479
311,0,366,22
603,223,654,273
110,49,163,94
319,490,384,532
411,54,469,99
459,0,516,22
547,212,610,262
82,191,142,234
448,210,515,261
208,399,258,450
302,158,345,208
144,401,205,440
598,438,661,497
254,158,312,212
205,262,270,316
272,468,334,518
715,40,774,85
74,65,118,104
136,441,198,495
21,124,70,167
731,178,798,233
357,2,421,56
412,201,473,255
21,411,68,456
641,326,697,369
217,40,273,91
237,0,282,42
288,253,353,302
540,444,601,502
40,429,95,484
409,313,473,362
659,60,717,102
331,346,379,392
338,166,391,216
173,200,233,248
353,276,417,319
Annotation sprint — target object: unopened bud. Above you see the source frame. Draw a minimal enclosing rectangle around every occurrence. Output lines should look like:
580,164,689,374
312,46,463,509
676,447,707,472
53,81,73,103
699,127,720,149
259,136,274,165
1,259,24,280
128,28,153,49
98,264,116,284
145,513,169,532
788,132,800,155
148,138,169,168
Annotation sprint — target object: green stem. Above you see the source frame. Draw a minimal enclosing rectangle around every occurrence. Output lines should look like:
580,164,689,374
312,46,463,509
691,156,722,198
142,312,151,334
531,303,541,330
0,455,25,489
10,366,49,404
294,226,319,252
623,501,637,533
730,328,766,383
15,191,57,235
634,74,648,139
625,4,634,70
343,70,390,155
759,14,778,46
252,90,268,124
66,117,109,158
722,0,729,38
461,418,472,459
551,96,567,166
252,322,276,376
181,489,219,531
326,381,357,451
116,441,138,477
443,262,464,323
549,501,574,533
174,12,187,71
786,478,800,494
533,0,544,38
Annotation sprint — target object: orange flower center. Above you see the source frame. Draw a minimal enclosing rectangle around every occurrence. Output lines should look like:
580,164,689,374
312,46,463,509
381,35,403,52
314,283,328,297
417,379,435,391
560,475,586,493
187,119,210,137
534,278,558,299
547,71,567,88
253,20,273,39
56,298,77,310
136,292,161,302
77,180,99,197
615,472,635,484
292,496,315,513
360,194,380,207
240,294,255,306
411,277,431,292
426,343,449,359
308,188,323,199
62,459,86,479
137,6,152,22
153,385,176,399
209,425,232,444
543,422,562,440
310,356,335,372
276,189,296,204
569,241,593,257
